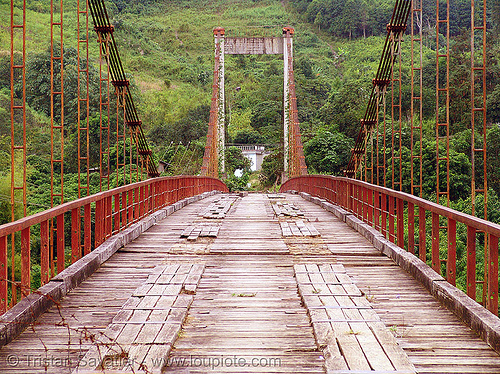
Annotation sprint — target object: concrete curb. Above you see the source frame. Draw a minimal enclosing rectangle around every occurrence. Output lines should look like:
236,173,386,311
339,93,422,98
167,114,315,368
0,190,221,347
295,191,500,353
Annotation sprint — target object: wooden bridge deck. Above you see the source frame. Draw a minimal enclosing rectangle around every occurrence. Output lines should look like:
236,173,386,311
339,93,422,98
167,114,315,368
0,193,499,373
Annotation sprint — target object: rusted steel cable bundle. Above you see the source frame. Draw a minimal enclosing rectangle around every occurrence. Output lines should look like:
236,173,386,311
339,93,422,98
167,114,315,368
344,0,411,178
88,0,159,178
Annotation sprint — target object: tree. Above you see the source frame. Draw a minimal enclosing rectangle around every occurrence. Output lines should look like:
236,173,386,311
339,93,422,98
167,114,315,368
304,129,354,174
148,104,209,145
225,146,251,175
319,80,368,140
487,86,500,124
224,146,252,192
233,130,266,144
259,149,283,187
24,47,100,130
487,125,500,196
250,101,282,130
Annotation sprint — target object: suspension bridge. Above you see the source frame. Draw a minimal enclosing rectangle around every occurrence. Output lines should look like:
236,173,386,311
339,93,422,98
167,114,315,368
1,0,500,373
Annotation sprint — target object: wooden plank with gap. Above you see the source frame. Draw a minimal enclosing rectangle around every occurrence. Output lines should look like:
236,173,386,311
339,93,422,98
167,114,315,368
295,262,416,373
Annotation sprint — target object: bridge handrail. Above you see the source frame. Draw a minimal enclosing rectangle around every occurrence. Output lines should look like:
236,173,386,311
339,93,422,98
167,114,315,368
281,175,499,314
0,176,228,313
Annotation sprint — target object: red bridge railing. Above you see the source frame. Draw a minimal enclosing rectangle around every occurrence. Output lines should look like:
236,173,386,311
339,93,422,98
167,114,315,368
0,176,227,313
281,175,499,314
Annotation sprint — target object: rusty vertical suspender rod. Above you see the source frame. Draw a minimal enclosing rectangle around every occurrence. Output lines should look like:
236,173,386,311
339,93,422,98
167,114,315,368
435,0,450,206
77,0,90,198
470,0,489,306
50,0,65,280
9,0,28,304
98,21,112,191
50,0,64,208
470,0,488,218
390,20,404,191
410,0,424,197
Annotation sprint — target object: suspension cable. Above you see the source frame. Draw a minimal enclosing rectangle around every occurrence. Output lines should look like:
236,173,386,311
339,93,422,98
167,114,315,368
345,0,412,178
88,0,159,178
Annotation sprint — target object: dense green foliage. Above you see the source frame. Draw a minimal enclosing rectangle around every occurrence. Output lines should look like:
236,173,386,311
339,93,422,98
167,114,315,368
290,0,495,38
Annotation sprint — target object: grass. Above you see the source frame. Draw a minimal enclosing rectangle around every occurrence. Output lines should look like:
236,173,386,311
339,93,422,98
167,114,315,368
232,292,257,297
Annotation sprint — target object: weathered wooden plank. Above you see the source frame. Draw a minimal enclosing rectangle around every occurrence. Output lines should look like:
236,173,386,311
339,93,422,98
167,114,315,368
125,344,151,372
296,261,416,373
143,344,171,374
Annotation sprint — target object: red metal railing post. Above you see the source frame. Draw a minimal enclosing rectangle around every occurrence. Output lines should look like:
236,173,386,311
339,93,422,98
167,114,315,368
389,196,395,243
145,184,150,216
155,181,160,210
114,193,120,233
166,179,171,206
358,185,363,218
176,178,180,202
21,227,30,297
145,184,149,216
71,208,80,263
356,184,360,217
346,180,349,210
0,236,7,313
352,183,356,214
161,180,166,207
381,193,387,238
145,184,150,215
149,183,153,213
331,179,336,204
105,195,112,239
419,207,426,262
57,214,65,274
487,235,499,314
447,218,457,285
40,220,50,285
83,204,91,255
346,182,354,212
134,187,139,222
408,202,415,254
362,186,368,222
431,213,440,274
397,198,404,249
95,199,103,248
467,226,477,300
139,185,145,218
367,188,373,226
129,189,135,225
374,190,380,231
